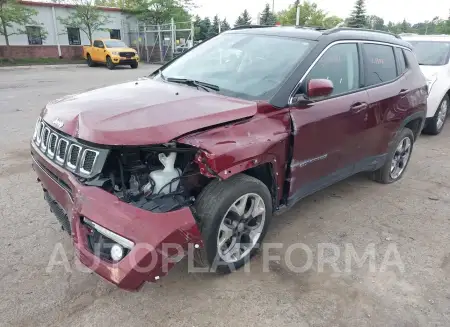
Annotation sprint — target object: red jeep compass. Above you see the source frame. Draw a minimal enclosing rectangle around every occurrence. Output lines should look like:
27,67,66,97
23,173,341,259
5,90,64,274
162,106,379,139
31,26,427,290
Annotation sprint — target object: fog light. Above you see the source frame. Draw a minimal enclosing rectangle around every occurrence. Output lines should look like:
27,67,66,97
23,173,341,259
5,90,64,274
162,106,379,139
111,244,124,261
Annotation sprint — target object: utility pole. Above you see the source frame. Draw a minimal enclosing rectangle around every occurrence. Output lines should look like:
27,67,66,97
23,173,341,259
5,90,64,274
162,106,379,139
272,0,275,13
295,1,301,26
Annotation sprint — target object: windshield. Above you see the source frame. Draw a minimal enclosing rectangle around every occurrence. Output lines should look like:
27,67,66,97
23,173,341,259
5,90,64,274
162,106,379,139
158,33,316,100
104,40,128,48
408,41,450,66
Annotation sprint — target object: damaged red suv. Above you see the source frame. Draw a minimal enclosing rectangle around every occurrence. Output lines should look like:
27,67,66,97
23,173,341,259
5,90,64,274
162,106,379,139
31,26,427,290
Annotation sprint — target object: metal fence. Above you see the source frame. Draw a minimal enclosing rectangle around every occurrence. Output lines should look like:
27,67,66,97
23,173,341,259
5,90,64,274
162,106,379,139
126,20,194,64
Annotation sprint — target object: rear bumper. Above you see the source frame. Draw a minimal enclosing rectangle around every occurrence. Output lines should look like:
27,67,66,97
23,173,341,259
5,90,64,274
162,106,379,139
31,142,202,291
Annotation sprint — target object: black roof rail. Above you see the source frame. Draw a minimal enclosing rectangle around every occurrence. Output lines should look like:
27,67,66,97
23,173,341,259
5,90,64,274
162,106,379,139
295,25,327,31
323,27,400,39
231,25,272,30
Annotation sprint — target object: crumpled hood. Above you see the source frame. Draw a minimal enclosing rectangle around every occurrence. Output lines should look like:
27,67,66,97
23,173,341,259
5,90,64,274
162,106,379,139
42,78,257,145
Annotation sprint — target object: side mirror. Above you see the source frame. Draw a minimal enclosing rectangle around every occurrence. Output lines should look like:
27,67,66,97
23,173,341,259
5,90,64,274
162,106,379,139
307,79,334,98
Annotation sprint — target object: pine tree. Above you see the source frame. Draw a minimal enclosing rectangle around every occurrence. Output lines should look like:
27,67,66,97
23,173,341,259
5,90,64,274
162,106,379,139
220,18,230,32
211,15,220,34
234,9,252,27
260,3,276,26
347,0,367,28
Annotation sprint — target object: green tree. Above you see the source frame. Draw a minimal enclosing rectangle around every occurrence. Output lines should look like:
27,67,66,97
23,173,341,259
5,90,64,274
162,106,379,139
59,0,111,44
367,15,385,30
400,19,411,33
347,0,367,28
323,15,343,28
277,1,327,27
235,9,251,27
0,0,41,46
197,17,211,40
132,0,191,25
260,3,276,26
208,14,219,35
220,18,230,32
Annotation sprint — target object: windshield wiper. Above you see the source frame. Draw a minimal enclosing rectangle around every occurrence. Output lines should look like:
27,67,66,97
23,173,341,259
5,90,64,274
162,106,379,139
166,77,220,92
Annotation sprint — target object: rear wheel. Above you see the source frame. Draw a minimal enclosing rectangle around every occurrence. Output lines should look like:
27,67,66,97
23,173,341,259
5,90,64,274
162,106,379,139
86,54,95,67
130,62,138,69
369,128,414,184
423,94,449,135
194,174,272,273
106,56,115,70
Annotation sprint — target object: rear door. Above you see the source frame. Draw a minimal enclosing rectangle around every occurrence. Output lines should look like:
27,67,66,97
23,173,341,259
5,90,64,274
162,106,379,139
360,43,410,162
288,42,369,202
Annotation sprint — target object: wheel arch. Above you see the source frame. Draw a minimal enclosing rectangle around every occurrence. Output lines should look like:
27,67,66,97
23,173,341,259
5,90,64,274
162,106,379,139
400,111,426,141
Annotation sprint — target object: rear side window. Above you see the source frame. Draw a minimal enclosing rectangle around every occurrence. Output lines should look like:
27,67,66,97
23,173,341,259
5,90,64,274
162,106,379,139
362,44,397,86
394,47,406,74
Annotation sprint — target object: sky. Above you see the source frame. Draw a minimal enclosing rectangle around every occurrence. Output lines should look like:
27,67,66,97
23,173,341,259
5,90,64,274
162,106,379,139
193,0,449,25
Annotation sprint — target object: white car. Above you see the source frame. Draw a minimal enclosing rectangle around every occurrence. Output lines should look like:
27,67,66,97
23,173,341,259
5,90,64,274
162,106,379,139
402,35,450,135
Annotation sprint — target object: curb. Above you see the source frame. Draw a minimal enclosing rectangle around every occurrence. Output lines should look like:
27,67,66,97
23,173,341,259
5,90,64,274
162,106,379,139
0,64,87,70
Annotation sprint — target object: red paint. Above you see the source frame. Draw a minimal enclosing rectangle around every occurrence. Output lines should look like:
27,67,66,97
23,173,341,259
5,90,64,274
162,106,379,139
32,143,202,291
307,79,334,98
42,79,258,145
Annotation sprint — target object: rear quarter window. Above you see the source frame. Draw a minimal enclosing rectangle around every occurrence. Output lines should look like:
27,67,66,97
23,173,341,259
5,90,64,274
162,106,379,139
362,43,397,86
394,47,407,74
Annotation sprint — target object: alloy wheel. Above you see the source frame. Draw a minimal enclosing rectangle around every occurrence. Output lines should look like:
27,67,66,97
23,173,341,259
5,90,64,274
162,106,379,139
217,193,266,263
390,137,412,179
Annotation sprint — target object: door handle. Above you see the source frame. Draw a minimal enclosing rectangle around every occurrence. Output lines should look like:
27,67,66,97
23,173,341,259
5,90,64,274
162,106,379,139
399,89,409,97
350,102,368,113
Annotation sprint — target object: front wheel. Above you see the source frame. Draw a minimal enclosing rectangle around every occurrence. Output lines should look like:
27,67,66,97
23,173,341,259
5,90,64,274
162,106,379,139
106,56,115,70
423,94,449,135
86,54,95,67
130,62,138,69
369,127,414,184
195,174,272,273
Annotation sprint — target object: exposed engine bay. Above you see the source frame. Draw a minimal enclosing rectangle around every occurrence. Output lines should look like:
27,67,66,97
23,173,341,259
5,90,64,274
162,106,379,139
84,143,210,213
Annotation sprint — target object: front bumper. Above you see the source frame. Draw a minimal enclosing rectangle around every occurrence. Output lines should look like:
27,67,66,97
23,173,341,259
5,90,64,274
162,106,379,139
31,142,202,291
111,56,139,65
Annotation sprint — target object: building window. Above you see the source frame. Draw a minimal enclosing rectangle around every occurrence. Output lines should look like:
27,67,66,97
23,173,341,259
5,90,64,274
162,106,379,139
110,29,121,40
26,26,43,45
67,27,81,45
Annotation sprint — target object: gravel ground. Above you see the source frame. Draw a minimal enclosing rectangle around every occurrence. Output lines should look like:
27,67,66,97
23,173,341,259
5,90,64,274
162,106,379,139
0,64,449,327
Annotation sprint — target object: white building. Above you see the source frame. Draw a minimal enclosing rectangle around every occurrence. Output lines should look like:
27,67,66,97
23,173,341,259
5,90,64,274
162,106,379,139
0,1,137,46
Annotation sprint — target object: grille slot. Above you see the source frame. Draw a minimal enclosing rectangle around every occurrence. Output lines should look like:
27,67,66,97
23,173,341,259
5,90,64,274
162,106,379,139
56,139,68,164
67,144,81,170
32,119,106,177
41,127,50,151
80,149,98,174
47,133,58,157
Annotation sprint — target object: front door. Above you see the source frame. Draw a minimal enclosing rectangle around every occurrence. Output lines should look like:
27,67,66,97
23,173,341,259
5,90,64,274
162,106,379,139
288,42,369,202
93,40,104,61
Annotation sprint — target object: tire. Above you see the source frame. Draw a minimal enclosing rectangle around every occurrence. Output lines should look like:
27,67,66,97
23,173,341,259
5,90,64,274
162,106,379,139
106,56,115,70
130,62,138,69
423,94,449,135
86,54,95,67
369,127,414,184
194,174,272,273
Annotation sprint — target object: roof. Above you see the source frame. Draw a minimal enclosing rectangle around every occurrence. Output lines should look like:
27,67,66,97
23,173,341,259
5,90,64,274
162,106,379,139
401,35,450,42
226,26,412,48
19,1,122,12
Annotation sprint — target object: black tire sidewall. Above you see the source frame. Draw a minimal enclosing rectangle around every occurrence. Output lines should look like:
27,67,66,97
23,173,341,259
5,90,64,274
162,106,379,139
381,128,414,183
425,94,449,135
106,57,114,70
87,54,93,67
198,176,272,273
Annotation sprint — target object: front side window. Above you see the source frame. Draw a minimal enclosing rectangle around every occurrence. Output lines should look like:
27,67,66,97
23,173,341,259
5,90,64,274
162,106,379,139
362,43,397,86
158,33,316,100
67,27,81,45
303,43,360,98
110,29,121,40
104,40,127,48
407,41,450,66
26,26,43,45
